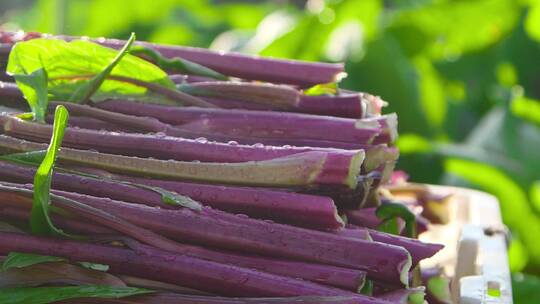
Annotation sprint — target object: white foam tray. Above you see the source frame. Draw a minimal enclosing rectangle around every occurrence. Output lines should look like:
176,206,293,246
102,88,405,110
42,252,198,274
418,185,512,303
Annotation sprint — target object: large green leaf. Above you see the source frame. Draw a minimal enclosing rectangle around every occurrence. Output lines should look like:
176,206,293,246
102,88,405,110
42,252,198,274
68,32,136,103
6,37,176,103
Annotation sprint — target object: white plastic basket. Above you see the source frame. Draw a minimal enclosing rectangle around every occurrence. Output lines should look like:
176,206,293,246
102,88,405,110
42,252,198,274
419,185,512,304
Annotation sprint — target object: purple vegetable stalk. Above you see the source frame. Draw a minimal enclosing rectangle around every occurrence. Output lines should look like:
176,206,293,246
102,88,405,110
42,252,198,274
1,111,367,165
56,293,394,304
0,133,363,189
2,106,396,179
0,205,113,235
344,208,400,231
48,190,413,285
86,169,373,217
178,81,383,119
0,161,345,230
348,225,443,267
96,37,346,87
94,100,389,145
1,79,381,120
0,184,413,285
0,203,364,292
0,32,345,86
0,231,367,298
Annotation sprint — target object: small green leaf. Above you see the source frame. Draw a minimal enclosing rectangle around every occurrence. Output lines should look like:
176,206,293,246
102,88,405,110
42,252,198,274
130,45,228,81
69,33,136,103
360,279,373,296
16,112,37,121
31,105,71,236
12,68,48,123
2,253,65,271
0,285,153,304
0,150,47,166
303,82,338,96
152,187,202,211
78,262,110,272
376,202,417,237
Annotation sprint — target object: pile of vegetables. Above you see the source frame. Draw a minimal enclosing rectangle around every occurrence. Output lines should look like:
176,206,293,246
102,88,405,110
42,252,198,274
0,31,449,304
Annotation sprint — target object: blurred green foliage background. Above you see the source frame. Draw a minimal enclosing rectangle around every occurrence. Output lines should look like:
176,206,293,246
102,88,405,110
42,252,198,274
1,0,539,302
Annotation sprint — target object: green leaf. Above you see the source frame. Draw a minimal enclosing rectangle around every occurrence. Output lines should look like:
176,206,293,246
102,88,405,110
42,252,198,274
69,33,136,103
360,279,373,296
78,262,110,272
377,217,401,236
0,150,47,167
151,187,202,211
0,285,153,304
2,253,65,271
303,82,338,96
31,105,70,236
12,68,49,123
376,202,417,237
16,112,36,121
6,36,176,104
130,45,228,80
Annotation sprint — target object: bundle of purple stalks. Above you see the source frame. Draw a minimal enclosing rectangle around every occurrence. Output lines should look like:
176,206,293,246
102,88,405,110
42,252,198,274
0,31,444,304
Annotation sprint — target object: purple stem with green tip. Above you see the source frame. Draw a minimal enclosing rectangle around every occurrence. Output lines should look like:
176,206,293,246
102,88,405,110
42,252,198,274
0,133,362,189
